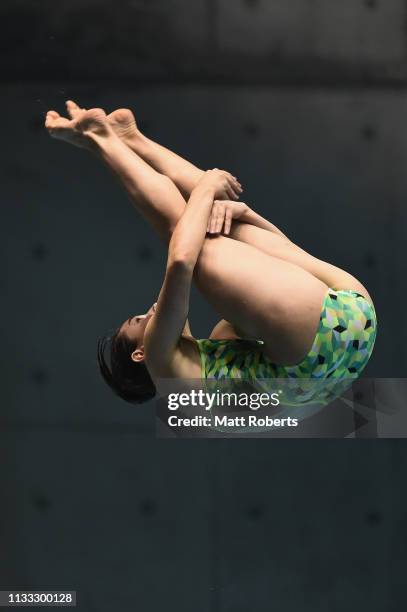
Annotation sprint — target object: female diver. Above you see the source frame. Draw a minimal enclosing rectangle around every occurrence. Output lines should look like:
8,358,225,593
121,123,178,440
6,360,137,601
45,101,377,407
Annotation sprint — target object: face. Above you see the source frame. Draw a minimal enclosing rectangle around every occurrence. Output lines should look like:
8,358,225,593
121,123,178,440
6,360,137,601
120,302,157,354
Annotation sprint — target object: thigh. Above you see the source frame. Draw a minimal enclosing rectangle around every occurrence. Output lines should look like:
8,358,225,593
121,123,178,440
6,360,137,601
193,235,329,365
229,222,374,306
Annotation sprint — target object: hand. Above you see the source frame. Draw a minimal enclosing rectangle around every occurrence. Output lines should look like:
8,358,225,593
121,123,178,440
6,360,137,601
206,200,249,235
197,169,242,200
45,100,110,149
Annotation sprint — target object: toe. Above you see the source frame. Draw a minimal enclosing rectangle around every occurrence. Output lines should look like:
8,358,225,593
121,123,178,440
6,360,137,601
66,100,82,118
45,110,59,128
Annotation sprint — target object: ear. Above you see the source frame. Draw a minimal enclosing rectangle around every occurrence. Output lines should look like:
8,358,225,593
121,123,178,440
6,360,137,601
131,345,145,363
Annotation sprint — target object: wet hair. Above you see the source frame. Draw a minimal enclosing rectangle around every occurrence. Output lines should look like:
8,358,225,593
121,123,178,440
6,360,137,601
97,328,156,404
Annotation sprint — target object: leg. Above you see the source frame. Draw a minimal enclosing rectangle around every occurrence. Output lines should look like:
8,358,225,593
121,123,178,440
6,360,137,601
106,108,204,200
86,121,329,362
49,103,186,243
67,102,349,285
105,106,372,304
86,129,368,361
87,124,329,364
194,236,329,365
94,136,184,243
91,118,187,243
229,223,373,305
46,108,332,364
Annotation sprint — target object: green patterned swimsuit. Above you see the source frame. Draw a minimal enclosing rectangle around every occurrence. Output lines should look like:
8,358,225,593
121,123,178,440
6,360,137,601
195,288,378,407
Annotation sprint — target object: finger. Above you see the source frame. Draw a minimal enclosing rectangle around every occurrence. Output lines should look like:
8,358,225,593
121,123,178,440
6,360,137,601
224,207,233,235
229,173,241,187
231,180,243,198
228,181,240,198
215,206,225,234
226,172,242,190
206,213,213,233
227,175,243,194
209,215,218,234
226,186,239,200
206,203,214,233
209,203,219,234
209,208,218,234
207,206,215,234
222,170,241,188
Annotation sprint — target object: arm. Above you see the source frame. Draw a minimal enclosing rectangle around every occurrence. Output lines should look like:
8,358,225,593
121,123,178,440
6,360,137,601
144,257,193,376
144,171,241,374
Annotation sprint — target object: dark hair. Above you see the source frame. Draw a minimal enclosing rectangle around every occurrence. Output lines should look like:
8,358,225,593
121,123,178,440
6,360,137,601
97,329,156,404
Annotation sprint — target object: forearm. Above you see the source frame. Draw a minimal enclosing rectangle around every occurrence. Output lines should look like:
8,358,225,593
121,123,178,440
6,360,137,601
238,207,289,239
168,185,215,268
125,132,204,199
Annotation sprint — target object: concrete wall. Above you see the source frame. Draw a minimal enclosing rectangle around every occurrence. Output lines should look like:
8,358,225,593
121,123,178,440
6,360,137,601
1,1,406,610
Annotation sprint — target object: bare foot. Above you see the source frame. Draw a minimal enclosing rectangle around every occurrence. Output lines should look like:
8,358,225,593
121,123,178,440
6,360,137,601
45,102,113,150
106,108,141,142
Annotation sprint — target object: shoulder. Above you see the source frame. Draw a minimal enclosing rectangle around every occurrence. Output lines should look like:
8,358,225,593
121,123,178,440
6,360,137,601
146,336,202,382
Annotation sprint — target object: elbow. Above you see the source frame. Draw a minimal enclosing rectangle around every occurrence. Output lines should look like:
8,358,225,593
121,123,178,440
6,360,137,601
168,233,197,272
167,249,195,273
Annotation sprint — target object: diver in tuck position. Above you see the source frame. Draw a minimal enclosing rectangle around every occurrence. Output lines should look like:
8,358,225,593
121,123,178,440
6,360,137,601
45,100,377,407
